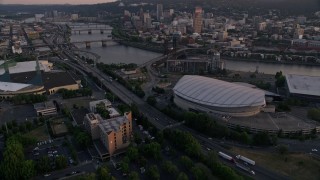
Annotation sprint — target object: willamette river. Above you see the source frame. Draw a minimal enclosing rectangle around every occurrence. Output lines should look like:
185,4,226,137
70,23,320,76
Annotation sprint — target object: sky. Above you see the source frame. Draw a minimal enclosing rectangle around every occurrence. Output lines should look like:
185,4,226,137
0,0,116,5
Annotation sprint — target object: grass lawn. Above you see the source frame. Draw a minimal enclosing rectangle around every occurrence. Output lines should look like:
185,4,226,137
231,147,320,180
26,125,50,141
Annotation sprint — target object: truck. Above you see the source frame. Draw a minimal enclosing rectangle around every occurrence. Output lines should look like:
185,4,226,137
236,155,255,166
218,152,235,163
236,163,255,175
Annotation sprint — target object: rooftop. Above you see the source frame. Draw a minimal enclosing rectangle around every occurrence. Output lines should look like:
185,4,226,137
173,75,266,108
99,116,129,134
85,113,103,123
107,107,120,117
42,71,78,90
71,108,90,126
89,99,112,112
34,101,56,111
0,81,32,92
286,74,320,97
0,60,51,75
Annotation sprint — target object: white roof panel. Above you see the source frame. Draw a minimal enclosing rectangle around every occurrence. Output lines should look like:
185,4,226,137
0,60,51,75
0,81,32,91
286,74,320,97
173,75,266,108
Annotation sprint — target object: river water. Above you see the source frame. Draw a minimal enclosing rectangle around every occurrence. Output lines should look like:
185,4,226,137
70,24,160,65
70,24,320,76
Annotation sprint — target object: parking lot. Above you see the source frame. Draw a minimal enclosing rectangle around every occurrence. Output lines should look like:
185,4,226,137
0,103,37,125
27,138,75,167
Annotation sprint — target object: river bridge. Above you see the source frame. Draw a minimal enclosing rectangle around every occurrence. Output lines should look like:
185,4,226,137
72,28,113,35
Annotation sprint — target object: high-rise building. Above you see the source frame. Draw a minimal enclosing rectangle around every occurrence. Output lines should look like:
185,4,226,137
293,28,304,39
99,112,132,156
156,4,163,21
84,111,133,156
218,31,228,41
84,113,103,140
193,7,203,33
52,10,58,18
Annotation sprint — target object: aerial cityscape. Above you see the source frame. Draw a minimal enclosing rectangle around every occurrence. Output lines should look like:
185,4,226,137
0,0,320,179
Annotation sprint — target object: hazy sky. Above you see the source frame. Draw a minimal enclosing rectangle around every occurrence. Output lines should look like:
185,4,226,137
0,0,116,4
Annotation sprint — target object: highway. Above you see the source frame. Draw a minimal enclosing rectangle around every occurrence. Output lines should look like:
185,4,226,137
52,26,289,179
58,55,290,180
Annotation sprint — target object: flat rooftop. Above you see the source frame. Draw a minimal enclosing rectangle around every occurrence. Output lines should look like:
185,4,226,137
34,101,56,111
286,74,320,97
107,107,120,117
0,81,32,91
99,116,128,134
0,60,51,75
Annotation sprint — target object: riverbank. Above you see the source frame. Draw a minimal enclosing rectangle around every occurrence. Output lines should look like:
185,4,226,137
222,56,320,67
117,40,164,54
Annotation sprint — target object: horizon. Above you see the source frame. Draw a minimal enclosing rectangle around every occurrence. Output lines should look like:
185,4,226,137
0,0,116,5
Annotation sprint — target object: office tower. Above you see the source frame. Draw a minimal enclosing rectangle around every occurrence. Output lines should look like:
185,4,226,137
157,4,163,21
193,7,203,33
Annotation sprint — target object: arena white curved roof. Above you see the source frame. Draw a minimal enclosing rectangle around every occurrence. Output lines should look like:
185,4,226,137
173,75,266,108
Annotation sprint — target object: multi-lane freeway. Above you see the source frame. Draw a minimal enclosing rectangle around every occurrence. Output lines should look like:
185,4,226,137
48,25,292,179
57,49,291,179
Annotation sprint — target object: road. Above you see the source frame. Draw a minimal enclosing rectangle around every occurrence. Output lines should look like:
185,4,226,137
34,161,96,180
50,27,290,179
57,54,290,179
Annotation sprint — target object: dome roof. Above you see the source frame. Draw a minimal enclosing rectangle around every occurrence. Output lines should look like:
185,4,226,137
173,75,266,108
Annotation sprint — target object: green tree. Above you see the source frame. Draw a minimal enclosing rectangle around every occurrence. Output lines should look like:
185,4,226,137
177,172,189,180
77,173,96,180
191,166,208,180
96,166,114,180
179,156,194,170
121,162,129,174
0,141,24,180
143,142,161,159
21,160,36,180
164,130,202,158
127,146,139,161
129,171,140,180
0,136,37,180
138,156,147,167
55,155,68,169
252,132,271,146
146,165,160,180
275,71,283,79
240,131,250,144
96,102,110,119
75,131,91,148
161,161,179,177
36,156,51,173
